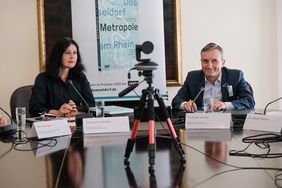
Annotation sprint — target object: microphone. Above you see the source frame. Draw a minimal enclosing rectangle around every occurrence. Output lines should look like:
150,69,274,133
68,80,90,114
0,107,17,135
263,97,282,115
192,87,206,103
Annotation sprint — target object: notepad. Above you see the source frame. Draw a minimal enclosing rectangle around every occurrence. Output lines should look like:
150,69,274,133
104,105,134,115
90,105,134,115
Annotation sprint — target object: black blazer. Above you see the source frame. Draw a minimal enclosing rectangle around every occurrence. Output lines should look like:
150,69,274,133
29,72,95,117
171,67,255,110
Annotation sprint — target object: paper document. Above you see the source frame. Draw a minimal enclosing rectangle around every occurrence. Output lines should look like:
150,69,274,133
90,105,133,115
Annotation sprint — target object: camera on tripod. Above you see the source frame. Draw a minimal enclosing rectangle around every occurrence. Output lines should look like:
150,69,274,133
119,41,158,97
134,41,158,72
122,41,186,167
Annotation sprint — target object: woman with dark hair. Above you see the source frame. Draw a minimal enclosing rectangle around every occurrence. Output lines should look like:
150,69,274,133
29,38,95,117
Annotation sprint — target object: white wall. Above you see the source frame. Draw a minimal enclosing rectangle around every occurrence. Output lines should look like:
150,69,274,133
277,0,282,108
0,0,39,116
167,0,278,110
0,1,45,184
0,0,280,116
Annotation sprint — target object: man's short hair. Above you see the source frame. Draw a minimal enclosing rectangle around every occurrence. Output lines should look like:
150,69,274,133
201,43,224,59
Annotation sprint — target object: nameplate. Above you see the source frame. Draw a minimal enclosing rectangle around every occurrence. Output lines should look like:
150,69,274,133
83,116,130,134
244,114,282,133
31,119,72,139
185,113,231,129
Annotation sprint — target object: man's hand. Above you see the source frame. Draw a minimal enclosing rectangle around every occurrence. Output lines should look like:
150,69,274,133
212,100,227,111
184,100,197,113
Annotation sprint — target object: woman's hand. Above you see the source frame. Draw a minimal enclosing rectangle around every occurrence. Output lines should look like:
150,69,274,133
50,100,79,117
67,100,78,113
0,116,7,127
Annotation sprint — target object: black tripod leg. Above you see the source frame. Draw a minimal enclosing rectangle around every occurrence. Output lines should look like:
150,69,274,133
124,90,147,166
124,139,135,166
172,138,186,163
155,90,186,163
147,93,156,166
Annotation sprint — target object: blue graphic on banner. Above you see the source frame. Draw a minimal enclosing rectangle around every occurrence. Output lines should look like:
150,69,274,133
96,0,139,71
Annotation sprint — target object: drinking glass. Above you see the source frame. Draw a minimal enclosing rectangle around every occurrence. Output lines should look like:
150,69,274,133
203,98,214,113
16,107,26,131
95,100,105,117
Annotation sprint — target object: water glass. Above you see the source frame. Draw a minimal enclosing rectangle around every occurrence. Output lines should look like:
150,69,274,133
16,107,26,131
203,98,214,113
95,101,105,117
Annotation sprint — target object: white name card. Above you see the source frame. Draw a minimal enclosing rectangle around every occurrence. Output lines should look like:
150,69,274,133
83,116,130,134
244,114,282,133
185,113,231,129
31,119,72,139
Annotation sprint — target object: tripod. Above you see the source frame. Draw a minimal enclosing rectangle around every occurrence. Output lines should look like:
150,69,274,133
123,70,186,167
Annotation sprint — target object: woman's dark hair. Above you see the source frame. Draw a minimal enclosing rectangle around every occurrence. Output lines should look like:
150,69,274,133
45,37,85,79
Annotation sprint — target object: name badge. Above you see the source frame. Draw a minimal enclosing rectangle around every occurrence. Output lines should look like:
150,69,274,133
227,85,233,97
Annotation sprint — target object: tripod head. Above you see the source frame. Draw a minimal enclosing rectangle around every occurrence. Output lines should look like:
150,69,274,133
119,41,158,97
134,41,159,86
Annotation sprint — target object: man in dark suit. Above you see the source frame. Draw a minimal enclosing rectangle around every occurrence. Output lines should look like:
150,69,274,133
172,43,255,112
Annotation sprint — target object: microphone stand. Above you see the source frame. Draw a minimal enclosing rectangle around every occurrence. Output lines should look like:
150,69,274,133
192,87,205,104
68,80,90,114
68,80,93,126
263,97,282,115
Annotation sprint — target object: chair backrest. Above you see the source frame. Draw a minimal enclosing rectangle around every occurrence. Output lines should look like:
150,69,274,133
10,85,33,120
246,81,254,96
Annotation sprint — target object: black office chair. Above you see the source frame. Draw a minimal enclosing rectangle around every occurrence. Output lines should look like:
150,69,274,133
246,81,254,96
10,85,33,120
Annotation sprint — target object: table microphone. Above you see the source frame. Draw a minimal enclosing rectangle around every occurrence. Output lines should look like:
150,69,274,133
263,97,282,115
68,80,93,126
0,107,17,135
192,87,206,103
68,80,90,114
